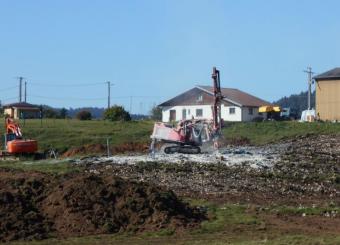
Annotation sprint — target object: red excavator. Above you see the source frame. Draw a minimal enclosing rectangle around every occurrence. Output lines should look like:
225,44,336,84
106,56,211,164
2,117,38,156
150,67,223,154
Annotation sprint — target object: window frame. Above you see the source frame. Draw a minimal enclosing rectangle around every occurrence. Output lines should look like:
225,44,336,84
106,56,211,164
196,108,203,117
248,107,254,115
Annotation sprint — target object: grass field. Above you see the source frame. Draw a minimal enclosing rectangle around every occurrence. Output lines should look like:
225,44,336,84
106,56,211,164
1,118,340,152
0,118,154,152
223,121,340,145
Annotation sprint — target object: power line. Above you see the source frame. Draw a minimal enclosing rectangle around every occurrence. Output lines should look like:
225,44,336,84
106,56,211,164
1,96,18,102
0,85,19,92
29,94,107,101
17,76,24,102
29,82,106,87
24,81,27,102
303,66,315,110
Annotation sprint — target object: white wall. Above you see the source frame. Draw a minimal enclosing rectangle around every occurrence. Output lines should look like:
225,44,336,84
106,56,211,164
221,105,242,122
162,105,213,122
162,105,266,122
241,107,264,121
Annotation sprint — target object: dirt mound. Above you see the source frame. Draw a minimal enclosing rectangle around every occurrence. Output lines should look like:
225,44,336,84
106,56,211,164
0,169,203,242
0,169,53,241
62,144,106,157
62,142,149,157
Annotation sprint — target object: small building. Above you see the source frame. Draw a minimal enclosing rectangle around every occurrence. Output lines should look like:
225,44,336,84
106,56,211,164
314,68,340,121
159,85,271,122
3,102,40,119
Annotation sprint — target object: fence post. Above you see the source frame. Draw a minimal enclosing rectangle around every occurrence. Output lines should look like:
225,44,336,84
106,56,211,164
106,138,110,157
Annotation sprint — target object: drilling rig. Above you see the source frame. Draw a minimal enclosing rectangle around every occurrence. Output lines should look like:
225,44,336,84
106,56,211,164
150,67,223,154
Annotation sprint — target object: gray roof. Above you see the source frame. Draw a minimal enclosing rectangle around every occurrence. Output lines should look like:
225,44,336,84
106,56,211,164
314,67,340,80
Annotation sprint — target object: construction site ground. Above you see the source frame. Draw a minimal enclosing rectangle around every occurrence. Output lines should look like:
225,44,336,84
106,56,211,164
1,131,340,244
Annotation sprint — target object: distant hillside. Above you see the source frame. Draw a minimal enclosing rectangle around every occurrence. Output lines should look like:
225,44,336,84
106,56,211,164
273,91,315,117
40,106,149,119
67,107,105,118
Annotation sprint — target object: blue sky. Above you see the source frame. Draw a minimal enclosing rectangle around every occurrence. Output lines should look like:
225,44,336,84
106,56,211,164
1,0,340,114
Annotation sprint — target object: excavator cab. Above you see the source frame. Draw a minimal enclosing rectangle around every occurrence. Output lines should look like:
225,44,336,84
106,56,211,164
3,117,38,154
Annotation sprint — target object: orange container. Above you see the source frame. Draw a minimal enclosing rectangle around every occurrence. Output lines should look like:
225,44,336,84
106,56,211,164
7,139,38,154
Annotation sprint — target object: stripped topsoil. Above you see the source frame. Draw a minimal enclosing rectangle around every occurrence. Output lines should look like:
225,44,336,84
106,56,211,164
62,142,149,157
0,169,204,242
81,134,340,206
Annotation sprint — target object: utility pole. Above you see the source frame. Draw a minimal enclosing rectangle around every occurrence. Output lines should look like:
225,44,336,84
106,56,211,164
24,81,27,102
129,96,132,113
304,67,314,110
18,77,24,102
107,81,111,109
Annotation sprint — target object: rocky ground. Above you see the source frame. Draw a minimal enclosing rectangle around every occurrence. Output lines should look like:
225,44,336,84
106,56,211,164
1,134,340,243
77,135,340,206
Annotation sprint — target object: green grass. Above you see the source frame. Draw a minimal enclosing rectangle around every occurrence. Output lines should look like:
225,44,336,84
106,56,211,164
268,205,340,216
1,119,340,153
184,198,260,234
0,119,154,152
0,160,80,174
223,121,340,145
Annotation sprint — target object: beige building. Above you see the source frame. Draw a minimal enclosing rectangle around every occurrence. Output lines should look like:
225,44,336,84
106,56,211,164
3,102,40,119
314,68,340,121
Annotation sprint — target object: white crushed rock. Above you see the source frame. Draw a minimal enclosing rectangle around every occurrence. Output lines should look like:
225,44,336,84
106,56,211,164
76,144,286,169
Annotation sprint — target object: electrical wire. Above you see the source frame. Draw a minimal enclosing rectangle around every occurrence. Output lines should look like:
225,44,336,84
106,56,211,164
0,85,19,92
1,96,19,102
29,94,106,101
29,82,106,87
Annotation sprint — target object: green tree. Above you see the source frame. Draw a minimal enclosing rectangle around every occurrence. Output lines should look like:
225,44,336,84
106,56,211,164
76,110,92,120
104,105,131,121
43,108,58,118
150,106,162,120
59,108,68,119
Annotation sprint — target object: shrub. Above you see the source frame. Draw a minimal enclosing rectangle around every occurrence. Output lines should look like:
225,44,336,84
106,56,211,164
43,108,58,118
150,106,162,121
76,110,92,120
104,105,131,121
59,108,68,119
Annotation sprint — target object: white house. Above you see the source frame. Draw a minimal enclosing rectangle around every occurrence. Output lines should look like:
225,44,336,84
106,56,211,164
159,85,271,122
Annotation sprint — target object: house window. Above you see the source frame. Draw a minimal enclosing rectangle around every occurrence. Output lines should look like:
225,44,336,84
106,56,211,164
169,110,176,121
196,109,203,117
196,94,203,102
229,107,235,114
188,109,191,115
248,108,253,115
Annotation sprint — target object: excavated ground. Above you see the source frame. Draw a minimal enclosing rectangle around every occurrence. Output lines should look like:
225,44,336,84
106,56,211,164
1,134,340,242
0,169,204,242
79,135,340,206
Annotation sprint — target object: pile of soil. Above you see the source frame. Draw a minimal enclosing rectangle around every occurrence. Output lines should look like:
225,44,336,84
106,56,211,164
62,142,149,157
0,169,203,242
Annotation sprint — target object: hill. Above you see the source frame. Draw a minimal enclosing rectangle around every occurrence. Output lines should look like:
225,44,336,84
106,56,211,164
273,90,315,117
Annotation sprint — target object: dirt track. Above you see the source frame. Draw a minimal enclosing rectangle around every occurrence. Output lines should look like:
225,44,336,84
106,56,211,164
0,169,203,242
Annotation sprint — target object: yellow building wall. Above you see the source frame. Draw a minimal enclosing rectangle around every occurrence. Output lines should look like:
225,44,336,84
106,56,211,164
316,79,340,121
